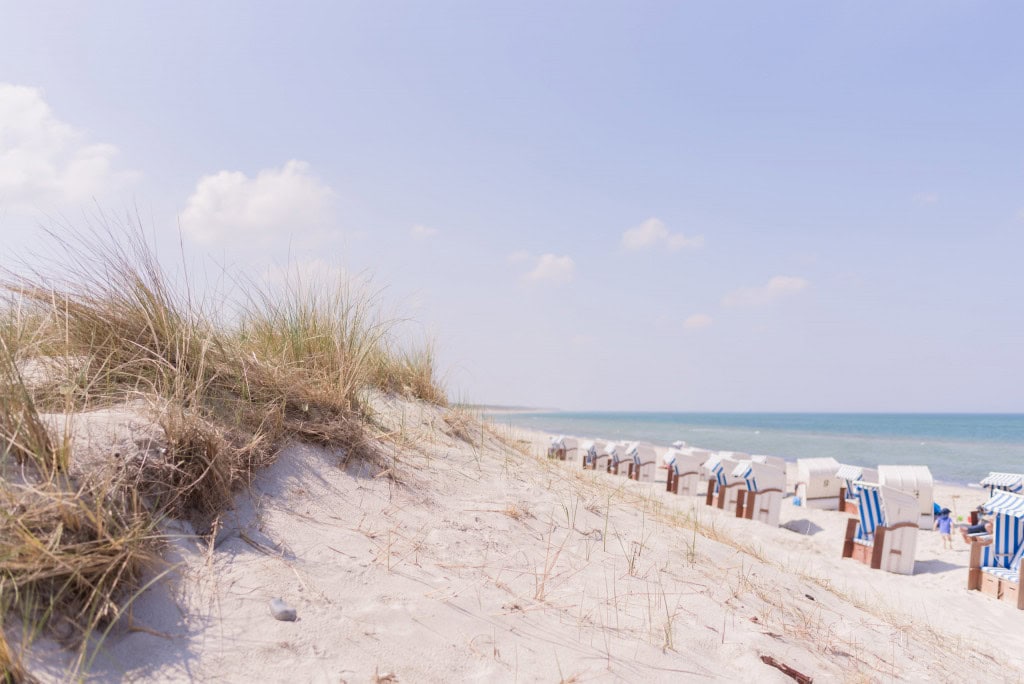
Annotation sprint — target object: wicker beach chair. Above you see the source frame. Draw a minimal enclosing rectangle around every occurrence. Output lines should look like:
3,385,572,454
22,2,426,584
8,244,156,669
664,448,710,495
878,465,934,530
841,482,919,575
702,452,745,511
792,457,840,510
836,464,869,513
967,490,1024,609
606,443,631,476
583,440,614,471
547,435,578,461
626,442,658,483
732,460,786,526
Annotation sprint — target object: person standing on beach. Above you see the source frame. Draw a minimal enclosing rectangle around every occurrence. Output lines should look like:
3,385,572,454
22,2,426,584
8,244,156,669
935,508,954,549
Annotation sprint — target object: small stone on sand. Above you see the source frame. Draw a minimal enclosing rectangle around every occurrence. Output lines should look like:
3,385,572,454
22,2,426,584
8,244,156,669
269,598,297,621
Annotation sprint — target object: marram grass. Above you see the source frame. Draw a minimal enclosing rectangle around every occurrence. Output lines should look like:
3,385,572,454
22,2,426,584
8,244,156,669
0,224,447,679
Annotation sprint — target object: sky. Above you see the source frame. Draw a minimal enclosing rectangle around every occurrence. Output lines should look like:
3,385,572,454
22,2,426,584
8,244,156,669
1,1,1022,412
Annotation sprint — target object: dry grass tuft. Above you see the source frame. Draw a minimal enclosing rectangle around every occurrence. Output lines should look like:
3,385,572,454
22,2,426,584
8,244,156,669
0,222,447,676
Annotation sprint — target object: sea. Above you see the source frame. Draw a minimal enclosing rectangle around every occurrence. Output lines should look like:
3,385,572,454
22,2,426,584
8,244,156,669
486,412,1024,486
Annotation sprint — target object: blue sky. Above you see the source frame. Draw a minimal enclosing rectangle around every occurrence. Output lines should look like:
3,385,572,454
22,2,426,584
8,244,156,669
1,1,1022,411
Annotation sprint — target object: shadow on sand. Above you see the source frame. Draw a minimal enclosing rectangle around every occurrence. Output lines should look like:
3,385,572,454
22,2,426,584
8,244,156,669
782,519,824,536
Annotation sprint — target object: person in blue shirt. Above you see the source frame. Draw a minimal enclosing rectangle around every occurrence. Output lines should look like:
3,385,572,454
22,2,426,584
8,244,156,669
934,507,953,549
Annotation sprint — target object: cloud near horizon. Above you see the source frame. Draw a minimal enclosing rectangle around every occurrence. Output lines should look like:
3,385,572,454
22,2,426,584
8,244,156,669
181,160,335,247
523,253,575,284
622,217,703,251
0,83,137,206
722,275,809,307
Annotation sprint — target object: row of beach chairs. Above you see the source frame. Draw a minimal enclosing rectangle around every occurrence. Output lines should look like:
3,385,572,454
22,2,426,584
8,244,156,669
549,435,1024,608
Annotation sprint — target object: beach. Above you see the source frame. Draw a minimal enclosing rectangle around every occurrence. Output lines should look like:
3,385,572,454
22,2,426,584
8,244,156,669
17,402,1020,682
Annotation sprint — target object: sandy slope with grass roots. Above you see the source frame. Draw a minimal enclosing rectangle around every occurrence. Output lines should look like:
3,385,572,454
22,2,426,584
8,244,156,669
11,398,1022,682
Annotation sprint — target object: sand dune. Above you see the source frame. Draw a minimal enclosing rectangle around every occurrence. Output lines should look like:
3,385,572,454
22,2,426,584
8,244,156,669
18,398,1022,682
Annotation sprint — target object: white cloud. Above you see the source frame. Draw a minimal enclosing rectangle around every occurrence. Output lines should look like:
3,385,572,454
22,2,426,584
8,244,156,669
913,191,939,205
0,83,136,205
523,253,575,284
181,160,335,246
622,217,703,251
410,224,438,240
722,276,809,307
683,313,713,330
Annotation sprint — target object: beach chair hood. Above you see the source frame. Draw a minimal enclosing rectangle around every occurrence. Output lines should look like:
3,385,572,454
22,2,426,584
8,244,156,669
732,460,786,492
981,473,1024,494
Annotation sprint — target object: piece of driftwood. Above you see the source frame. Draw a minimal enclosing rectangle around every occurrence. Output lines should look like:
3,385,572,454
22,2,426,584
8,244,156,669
760,655,813,683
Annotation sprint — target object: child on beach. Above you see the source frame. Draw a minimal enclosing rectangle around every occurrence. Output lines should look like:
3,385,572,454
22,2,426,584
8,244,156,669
934,508,953,549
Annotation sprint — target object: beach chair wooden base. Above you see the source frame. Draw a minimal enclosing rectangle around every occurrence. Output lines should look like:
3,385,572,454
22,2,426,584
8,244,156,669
705,479,716,506
1000,579,1022,609
628,460,656,482
850,541,873,566
548,447,567,461
981,572,1002,599
716,482,744,511
842,518,858,559
666,469,677,493
743,489,782,524
735,490,746,518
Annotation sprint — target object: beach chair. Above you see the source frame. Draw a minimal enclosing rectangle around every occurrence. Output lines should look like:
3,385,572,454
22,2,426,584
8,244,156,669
835,464,877,514
606,443,631,476
547,435,578,461
793,457,840,510
664,448,710,496
702,453,744,511
750,454,786,471
967,490,1024,609
980,472,1024,496
671,440,687,449
626,442,658,483
583,440,614,471
732,460,786,526
841,482,919,575
579,440,596,468
878,465,934,530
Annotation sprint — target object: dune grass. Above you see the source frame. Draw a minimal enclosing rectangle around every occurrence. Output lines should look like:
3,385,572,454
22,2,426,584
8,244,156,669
0,225,447,678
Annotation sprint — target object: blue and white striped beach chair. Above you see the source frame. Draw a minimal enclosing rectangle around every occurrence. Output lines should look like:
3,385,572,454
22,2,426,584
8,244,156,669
664,448,709,495
980,473,1024,496
580,440,597,468
836,464,865,502
731,460,786,525
547,435,577,461
626,443,658,482
841,482,919,574
968,490,1024,609
702,453,744,510
606,443,630,476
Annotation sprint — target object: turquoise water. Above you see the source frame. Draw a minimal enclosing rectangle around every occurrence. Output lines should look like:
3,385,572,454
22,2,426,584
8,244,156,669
488,412,1024,486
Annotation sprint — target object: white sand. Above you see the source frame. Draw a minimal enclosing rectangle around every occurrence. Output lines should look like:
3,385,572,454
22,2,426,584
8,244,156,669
18,400,1023,682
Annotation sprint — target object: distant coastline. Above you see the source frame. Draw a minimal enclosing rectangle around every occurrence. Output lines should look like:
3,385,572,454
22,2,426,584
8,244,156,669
459,404,560,415
486,410,1024,486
